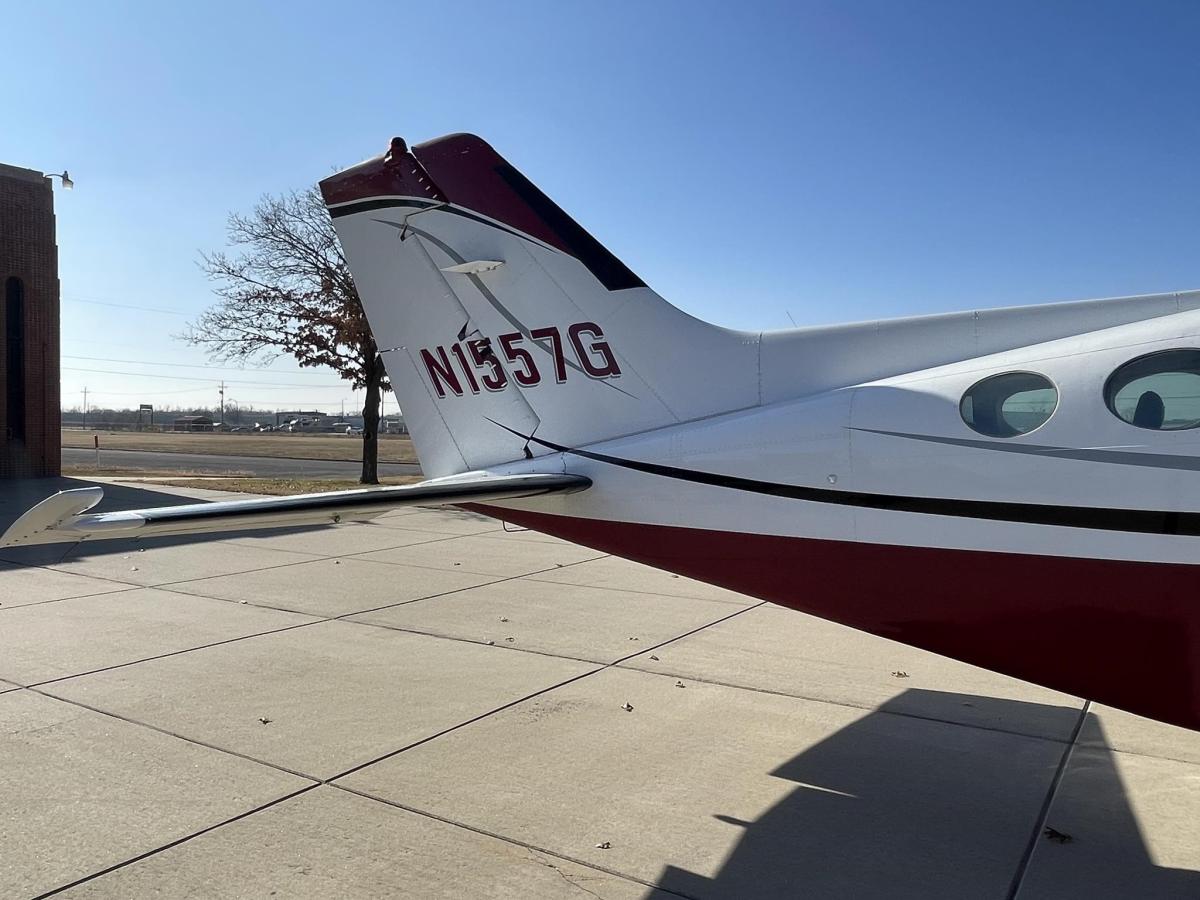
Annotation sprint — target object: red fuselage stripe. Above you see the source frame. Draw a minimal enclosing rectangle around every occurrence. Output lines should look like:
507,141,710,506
466,504,1200,732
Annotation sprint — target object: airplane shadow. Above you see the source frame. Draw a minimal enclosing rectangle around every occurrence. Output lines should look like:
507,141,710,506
651,690,1199,900
0,476,332,567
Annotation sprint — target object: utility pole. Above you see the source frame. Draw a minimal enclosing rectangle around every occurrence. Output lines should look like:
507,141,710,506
82,386,89,428
218,381,225,425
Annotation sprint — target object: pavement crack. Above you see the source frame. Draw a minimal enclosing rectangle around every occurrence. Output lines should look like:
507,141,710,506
26,619,323,689
614,661,1077,745
330,783,692,899
0,584,142,614
526,850,612,900
330,552,607,619
324,600,771,785
26,684,322,782
30,784,321,899
611,601,767,666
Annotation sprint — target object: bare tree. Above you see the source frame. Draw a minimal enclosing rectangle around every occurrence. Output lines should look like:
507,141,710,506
186,187,390,484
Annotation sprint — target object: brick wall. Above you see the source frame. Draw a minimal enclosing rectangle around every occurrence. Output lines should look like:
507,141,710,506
0,163,61,478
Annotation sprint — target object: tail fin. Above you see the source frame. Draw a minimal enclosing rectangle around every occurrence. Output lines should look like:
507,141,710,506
320,135,754,477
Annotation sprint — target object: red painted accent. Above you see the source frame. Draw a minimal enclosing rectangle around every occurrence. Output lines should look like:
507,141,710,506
318,138,446,207
322,133,644,291
411,134,574,257
318,133,567,252
464,505,1200,732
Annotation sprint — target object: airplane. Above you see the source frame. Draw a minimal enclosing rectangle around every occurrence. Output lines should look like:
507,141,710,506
4,132,1198,733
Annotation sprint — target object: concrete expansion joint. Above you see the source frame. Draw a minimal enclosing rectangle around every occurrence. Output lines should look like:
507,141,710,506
1005,700,1092,900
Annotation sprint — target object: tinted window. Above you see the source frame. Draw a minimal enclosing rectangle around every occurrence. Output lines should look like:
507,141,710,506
1105,349,1200,431
960,372,1057,438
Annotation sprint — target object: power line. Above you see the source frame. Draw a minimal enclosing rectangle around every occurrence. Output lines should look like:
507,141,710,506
62,353,346,375
78,386,214,397
61,365,348,388
62,296,191,316
62,337,174,352
66,383,362,401
210,401,355,407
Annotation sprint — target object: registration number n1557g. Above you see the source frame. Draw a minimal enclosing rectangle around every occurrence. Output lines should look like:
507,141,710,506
419,322,621,398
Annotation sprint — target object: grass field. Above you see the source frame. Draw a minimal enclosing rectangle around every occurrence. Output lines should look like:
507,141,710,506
63,464,255,478
61,429,418,463
139,475,424,495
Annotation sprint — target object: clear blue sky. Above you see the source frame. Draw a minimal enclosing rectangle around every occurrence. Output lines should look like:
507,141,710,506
3,0,1199,414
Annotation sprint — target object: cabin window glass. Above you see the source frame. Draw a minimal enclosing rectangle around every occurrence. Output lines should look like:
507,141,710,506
1105,349,1200,431
960,372,1057,438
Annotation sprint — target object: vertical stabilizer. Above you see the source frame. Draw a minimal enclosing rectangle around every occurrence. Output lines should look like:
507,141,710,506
321,135,755,477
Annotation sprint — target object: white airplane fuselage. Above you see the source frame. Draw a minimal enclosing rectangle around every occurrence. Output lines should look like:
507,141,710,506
466,309,1200,731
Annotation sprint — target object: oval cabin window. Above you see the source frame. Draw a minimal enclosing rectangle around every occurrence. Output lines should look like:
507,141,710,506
1105,349,1200,431
960,372,1058,438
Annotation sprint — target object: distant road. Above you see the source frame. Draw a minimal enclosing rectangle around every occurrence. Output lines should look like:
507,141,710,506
63,448,422,478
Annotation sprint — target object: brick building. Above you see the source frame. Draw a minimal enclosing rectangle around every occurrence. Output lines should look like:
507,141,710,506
0,163,61,477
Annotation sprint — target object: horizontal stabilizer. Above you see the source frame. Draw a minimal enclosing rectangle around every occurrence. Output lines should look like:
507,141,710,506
0,473,590,548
